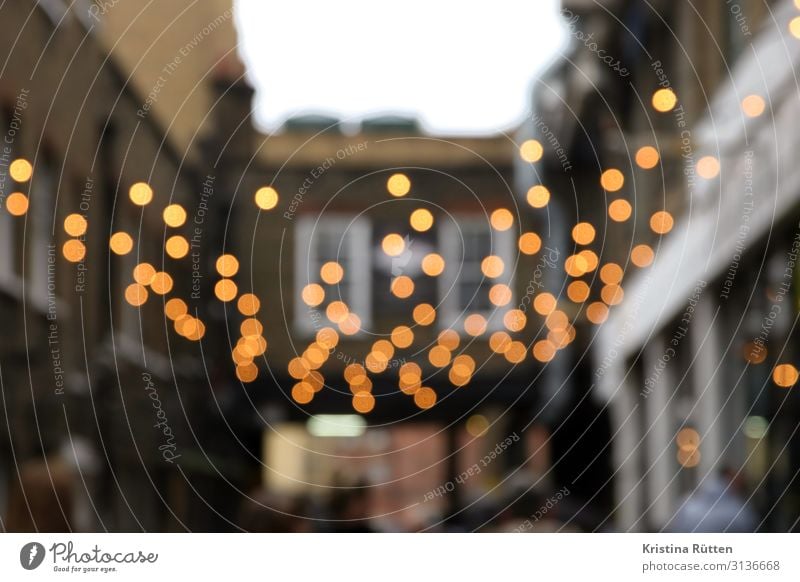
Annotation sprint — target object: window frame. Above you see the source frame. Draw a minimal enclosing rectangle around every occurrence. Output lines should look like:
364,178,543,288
438,215,515,333
294,214,372,336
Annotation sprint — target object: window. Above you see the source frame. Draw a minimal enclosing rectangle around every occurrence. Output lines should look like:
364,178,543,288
438,216,514,331
294,214,371,334
371,220,438,318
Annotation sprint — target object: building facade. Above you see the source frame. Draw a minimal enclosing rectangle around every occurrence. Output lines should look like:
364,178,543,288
519,0,792,531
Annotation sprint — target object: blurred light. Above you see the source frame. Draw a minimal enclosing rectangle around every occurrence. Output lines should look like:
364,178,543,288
302,283,325,306
449,367,471,387
413,303,436,325
452,354,476,376
421,253,445,276
288,357,312,380
390,275,415,298
518,232,541,255
466,414,489,437
635,146,660,169
382,233,406,256
545,310,568,332
387,173,411,197
166,235,189,259
9,158,33,182
578,249,598,271
241,318,263,337
150,272,173,295
741,94,765,118
344,363,367,384
353,390,375,414
743,416,768,439
437,329,460,350
216,254,240,277
410,208,434,232
165,298,188,320
162,204,187,227
64,214,87,237
677,448,700,468
359,361,379,385
372,339,395,359
62,239,86,263
125,283,148,307
696,156,720,179
489,283,513,306
236,363,259,383
567,281,590,302
291,381,314,404
526,185,550,208
564,254,588,277
429,345,452,367
773,363,798,388
305,371,324,392
503,309,526,332
600,169,624,192
255,186,279,210
600,263,623,285
601,284,624,305
608,199,632,222
650,210,674,235
238,293,261,316
652,88,677,112
133,262,156,285
631,244,654,267
489,331,512,354
391,325,414,348
6,192,29,216
464,313,487,336
548,329,570,349
519,139,543,163
504,341,527,363
339,313,362,335
316,327,339,349
414,387,437,409
490,208,514,231
586,302,609,324
129,182,153,206
214,279,238,302
571,222,595,245
326,300,349,323
175,315,198,337
109,232,133,255
320,261,344,284
305,343,328,368
532,340,556,362
185,318,206,341
533,292,556,315
308,414,367,437
790,16,800,38
742,341,766,365
480,255,504,278
676,427,700,451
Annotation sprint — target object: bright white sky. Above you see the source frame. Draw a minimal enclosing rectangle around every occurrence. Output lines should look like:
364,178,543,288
234,0,566,135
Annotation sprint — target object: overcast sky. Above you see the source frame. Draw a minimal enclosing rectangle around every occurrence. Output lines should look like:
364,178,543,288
235,0,567,135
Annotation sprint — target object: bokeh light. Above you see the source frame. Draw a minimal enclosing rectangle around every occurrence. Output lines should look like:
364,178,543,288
387,173,411,197
255,186,279,210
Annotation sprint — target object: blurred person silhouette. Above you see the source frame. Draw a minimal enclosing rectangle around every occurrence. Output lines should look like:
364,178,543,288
667,468,758,533
329,478,376,533
6,456,74,532
238,488,312,532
